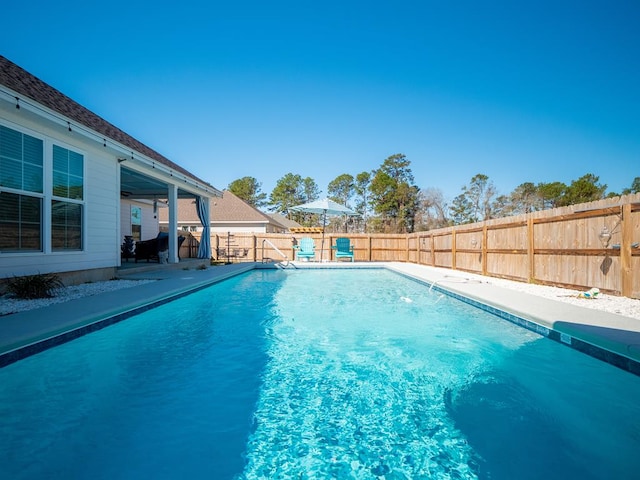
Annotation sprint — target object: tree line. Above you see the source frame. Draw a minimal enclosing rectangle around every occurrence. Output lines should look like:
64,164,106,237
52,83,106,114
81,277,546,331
227,153,640,233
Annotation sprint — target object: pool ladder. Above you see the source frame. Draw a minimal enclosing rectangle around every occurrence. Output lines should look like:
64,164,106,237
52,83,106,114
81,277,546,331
261,239,295,268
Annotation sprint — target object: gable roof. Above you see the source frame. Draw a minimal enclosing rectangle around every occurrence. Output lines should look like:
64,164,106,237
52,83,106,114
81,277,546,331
159,191,289,230
158,198,199,223
0,55,214,190
268,212,302,229
211,191,283,224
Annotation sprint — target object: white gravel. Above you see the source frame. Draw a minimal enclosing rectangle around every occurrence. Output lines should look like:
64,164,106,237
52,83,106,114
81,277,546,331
1,273,639,320
0,279,155,316
439,271,640,320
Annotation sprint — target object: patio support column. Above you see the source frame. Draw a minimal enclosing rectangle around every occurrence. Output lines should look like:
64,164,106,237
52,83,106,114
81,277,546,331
168,184,179,263
116,162,122,267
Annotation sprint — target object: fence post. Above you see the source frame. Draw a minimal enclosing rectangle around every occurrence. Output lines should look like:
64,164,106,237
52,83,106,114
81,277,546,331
406,235,410,262
252,235,257,262
621,204,632,297
452,228,457,270
482,225,488,276
527,216,535,283
328,235,333,261
431,235,435,266
368,235,372,261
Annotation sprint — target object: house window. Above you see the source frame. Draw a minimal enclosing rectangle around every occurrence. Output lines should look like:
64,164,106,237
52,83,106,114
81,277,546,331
51,145,84,250
51,200,82,250
0,192,42,251
0,125,43,251
53,145,83,200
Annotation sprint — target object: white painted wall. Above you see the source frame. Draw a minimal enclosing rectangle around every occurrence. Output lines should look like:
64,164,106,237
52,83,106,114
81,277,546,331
1,109,120,278
119,200,157,240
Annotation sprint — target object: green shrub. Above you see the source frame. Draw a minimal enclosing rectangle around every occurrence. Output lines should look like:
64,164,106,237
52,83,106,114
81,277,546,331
6,273,64,299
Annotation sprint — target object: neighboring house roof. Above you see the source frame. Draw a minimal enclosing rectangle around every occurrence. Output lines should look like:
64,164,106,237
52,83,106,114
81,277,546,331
159,191,289,230
0,55,213,190
268,212,302,230
157,198,199,223
211,191,284,226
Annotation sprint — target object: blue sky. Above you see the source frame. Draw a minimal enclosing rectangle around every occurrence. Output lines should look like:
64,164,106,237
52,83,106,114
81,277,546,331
2,1,639,204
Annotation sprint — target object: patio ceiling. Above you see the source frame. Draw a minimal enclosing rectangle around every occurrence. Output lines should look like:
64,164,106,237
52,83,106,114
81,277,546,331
120,167,198,200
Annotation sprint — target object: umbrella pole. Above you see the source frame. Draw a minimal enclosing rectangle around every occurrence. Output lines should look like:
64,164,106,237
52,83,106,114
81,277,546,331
320,210,327,261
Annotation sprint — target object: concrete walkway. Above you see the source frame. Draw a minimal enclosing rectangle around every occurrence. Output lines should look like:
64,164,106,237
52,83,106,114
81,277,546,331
1,262,639,374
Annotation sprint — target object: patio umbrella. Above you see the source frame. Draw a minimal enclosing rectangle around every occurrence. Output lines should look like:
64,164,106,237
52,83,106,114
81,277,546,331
289,198,358,260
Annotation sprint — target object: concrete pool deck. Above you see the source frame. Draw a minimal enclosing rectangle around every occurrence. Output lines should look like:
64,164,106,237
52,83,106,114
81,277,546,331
1,261,639,374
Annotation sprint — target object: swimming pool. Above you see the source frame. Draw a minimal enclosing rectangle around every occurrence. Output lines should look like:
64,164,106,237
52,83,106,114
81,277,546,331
1,268,639,479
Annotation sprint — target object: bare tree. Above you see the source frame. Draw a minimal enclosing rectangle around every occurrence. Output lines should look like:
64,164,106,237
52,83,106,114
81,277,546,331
415,188,450,230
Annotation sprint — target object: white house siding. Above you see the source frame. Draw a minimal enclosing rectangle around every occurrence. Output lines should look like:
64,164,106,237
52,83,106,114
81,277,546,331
87,153,119,263
0,110,121,279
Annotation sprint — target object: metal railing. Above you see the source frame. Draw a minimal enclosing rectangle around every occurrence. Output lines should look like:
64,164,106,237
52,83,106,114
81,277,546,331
261,239,292,268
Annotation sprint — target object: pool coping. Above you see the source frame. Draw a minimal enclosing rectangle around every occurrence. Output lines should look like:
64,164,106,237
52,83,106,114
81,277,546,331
1,261,639,376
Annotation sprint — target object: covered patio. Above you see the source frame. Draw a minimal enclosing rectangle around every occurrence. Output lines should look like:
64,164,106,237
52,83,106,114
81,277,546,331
118,164,219,266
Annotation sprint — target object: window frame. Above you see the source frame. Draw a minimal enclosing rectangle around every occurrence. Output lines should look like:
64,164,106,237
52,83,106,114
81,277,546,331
0,120,88,256
50,142,85,252
0,122,45,253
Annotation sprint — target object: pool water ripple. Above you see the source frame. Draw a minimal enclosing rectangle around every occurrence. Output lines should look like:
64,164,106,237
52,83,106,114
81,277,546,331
240,270,640,479
241,271,525,479
2,269,640,479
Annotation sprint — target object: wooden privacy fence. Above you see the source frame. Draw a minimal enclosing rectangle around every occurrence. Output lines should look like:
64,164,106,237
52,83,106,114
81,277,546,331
409,194,640,299
200,193,640,299
206,232,409,264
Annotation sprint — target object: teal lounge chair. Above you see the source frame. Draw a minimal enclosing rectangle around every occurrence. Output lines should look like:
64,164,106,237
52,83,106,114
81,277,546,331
294,237,316,261
332,237,354,262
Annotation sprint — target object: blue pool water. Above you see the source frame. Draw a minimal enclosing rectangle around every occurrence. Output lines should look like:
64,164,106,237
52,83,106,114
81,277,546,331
1,269,640,479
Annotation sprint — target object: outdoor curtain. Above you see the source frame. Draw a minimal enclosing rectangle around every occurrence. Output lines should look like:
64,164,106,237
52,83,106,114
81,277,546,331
196,196,211,259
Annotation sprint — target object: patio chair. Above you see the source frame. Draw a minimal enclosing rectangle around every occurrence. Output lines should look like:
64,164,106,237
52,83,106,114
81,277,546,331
332,237,354,262
135,232,185,263
294,237,316,261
